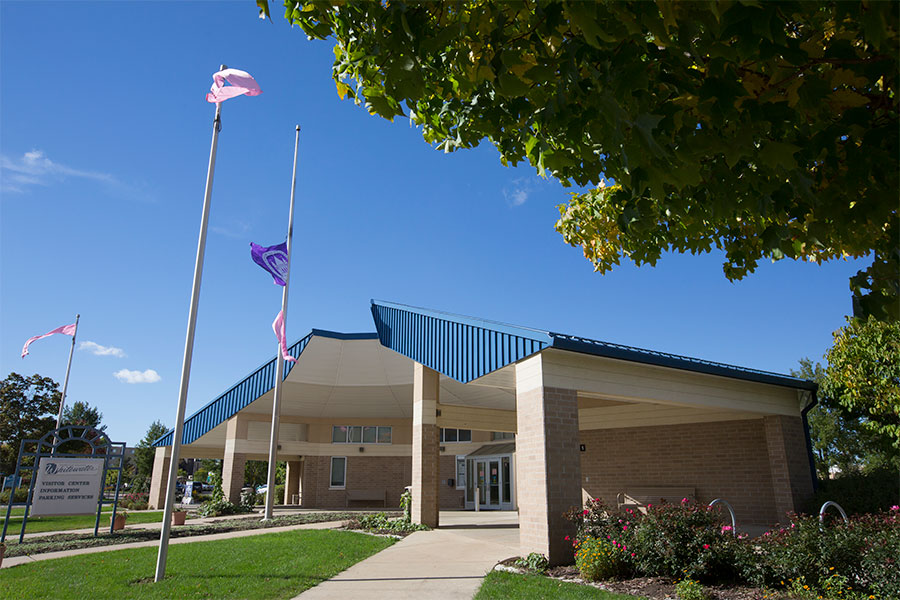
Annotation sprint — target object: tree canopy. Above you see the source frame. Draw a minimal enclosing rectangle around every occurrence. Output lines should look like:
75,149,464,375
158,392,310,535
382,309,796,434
61,400,106,432
133,419,169,490
0,372,59,474
822,316,900,449
792,357,896,478
261,0,898,319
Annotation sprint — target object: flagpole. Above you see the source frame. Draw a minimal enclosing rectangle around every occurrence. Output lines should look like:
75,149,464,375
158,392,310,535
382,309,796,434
155,65,226,583
53,314,79,448
263,125,300,520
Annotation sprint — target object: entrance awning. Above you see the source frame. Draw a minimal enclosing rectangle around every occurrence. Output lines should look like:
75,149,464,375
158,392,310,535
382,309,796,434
467,442,515,457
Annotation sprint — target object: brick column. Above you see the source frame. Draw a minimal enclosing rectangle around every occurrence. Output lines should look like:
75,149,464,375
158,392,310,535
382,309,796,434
515,354,582,566
765,415,815,523
412,362,440,527
284,459,301,504
300,457,319,508
148,446,170,510
222,444,247,504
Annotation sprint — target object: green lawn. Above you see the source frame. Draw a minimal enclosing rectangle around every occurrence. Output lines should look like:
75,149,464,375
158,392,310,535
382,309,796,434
3,509,167,534
0,528,395,600
475,571,645,600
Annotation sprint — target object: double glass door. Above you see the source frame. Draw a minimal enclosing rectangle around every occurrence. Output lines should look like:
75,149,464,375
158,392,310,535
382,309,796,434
466,455,512,510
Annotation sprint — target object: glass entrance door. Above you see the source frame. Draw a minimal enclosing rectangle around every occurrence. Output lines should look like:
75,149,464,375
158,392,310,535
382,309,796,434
472,458,506,509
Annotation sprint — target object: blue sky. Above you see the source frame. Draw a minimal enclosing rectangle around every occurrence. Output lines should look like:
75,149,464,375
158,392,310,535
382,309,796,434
1,2,865,447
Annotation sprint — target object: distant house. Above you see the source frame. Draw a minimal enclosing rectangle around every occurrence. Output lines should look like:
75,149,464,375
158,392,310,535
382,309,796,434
151,300,816,564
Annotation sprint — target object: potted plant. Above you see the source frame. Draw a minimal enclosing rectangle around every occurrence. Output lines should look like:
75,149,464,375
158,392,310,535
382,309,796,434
111,510,128,531
172,509,187,526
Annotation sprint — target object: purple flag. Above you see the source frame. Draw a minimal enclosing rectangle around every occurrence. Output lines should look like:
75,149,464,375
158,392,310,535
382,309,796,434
250,241,289,286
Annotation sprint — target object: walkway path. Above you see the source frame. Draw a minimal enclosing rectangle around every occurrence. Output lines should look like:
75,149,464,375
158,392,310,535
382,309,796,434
293,510,520,600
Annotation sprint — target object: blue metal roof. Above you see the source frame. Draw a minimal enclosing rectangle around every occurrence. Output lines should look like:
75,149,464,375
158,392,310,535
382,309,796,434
153,329,377,447
371,300,816,390
371,300,553,384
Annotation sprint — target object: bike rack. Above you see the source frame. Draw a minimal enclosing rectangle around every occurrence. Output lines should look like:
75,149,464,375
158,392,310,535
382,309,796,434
708,498,736,536
819,501,848,525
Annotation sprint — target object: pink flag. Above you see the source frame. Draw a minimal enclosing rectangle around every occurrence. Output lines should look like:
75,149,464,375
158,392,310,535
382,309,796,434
22,323,77,358
206,68,262,103
272,310,298,363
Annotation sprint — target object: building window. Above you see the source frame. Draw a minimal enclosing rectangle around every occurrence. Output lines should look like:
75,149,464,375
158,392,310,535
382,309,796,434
456,456,466,489
332,425,391,444
440,428,471,443
330,457,346,488
491,432,514,441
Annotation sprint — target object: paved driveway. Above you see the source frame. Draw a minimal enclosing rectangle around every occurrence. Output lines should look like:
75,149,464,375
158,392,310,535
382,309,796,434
294,510,520,600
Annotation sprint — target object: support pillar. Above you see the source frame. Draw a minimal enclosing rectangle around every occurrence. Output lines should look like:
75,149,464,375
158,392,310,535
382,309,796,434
148,446,170,510
300,457,318,508
284,459,301,505
515,354,582,566
412,362,440,527
222,445,247,504
765,415,815,523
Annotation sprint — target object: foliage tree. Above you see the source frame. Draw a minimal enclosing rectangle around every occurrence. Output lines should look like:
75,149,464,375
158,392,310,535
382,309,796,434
132,420,169,490
61,400,106,431
822,317,900,451
0,373,59,474
792,357,895,478
259,0,898,320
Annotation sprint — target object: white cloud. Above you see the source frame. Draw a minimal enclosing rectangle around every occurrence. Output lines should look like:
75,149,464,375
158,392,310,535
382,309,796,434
79,341,126,358
114,369,161,384
503,177,535,207
1,150,115,193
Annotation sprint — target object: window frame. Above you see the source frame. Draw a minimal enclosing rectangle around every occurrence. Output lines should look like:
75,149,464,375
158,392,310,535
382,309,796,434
440,428,472,443
329,456,347,489
332,425,392,445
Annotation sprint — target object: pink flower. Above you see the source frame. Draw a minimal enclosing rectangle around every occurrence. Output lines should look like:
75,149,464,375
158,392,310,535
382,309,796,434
647,503,653,509
623,525,628,531
681,498,689,504
703,544,710,549
890,505,899,512
721,525,733,533
631,553,635,557
564,535,570,541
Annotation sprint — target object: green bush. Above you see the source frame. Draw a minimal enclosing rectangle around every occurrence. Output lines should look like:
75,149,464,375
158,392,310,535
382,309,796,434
275,484,285,504
564,498,639,576
631,500,742,581
675,577,710,600
805,468,900,516
349,512,429,534
0,487,29,504
515,552,549,574
744,509,900,598
575,537,628,581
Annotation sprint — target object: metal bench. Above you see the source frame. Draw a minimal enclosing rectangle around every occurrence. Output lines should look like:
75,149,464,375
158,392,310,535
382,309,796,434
345,489,387,507
616,486,696,513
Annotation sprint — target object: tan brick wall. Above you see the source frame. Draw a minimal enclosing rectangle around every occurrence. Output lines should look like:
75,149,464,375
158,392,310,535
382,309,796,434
221,450,247,504
516,383,582,566
148,449,170,510
579,418,813,527
764,415,815,522
301,455,411,508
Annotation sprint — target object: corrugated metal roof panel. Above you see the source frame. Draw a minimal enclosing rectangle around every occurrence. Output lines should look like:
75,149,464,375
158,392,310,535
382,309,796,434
371,300,552,383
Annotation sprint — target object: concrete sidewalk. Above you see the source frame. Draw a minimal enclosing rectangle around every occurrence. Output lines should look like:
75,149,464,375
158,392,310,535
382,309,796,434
293,511,520,600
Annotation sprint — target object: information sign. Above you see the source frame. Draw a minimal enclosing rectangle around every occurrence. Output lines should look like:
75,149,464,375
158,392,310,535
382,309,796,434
30,457,104,516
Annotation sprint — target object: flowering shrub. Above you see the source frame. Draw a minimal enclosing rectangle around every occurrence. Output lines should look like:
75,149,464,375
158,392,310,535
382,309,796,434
565,499,899,597
118,492,149,510
575,537,629,581
631,499,742,581
744,508,900,598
